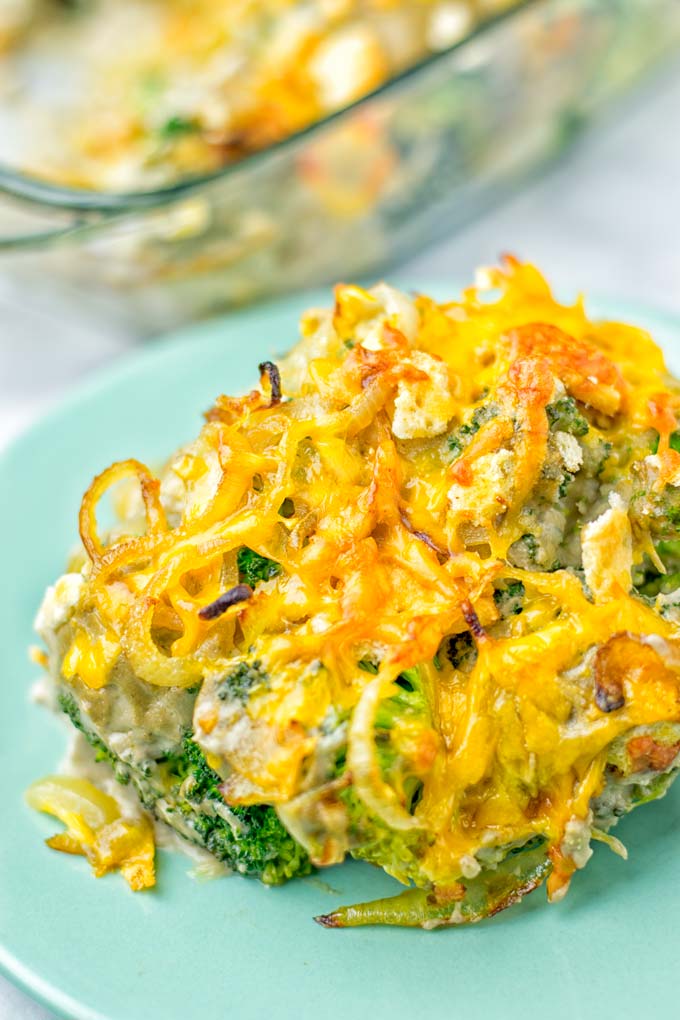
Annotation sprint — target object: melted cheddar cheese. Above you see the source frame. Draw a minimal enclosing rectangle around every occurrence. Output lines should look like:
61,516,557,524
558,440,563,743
41,258,680,911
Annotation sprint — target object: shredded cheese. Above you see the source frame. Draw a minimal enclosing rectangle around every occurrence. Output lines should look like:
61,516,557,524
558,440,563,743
45,257,680,893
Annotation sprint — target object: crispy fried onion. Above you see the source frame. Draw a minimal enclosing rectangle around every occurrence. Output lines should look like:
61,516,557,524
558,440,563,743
79,459,167,563
74,358,416,688
26,775,155,891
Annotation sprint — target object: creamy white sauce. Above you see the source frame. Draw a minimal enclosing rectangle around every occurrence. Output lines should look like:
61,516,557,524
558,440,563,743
560,814,593,870
34,572,84,641
61,731,230,880
30,670,56,710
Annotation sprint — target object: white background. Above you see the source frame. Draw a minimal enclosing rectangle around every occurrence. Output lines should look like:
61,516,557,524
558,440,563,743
2,56,679,1020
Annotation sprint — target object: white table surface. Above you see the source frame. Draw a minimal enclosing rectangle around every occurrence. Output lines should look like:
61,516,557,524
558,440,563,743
2,56,679,1020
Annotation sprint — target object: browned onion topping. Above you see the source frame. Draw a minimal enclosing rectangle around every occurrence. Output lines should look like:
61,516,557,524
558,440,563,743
199,583,253,620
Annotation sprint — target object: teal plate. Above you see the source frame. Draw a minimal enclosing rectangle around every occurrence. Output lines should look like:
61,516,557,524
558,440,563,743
2,285,680,1020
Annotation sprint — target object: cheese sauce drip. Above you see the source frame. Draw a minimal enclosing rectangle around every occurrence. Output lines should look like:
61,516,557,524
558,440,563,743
59,258,680,894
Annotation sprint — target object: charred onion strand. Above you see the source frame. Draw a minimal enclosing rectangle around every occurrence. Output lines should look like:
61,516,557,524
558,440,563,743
198,583,253,620
461,599,486,642
399,509,449,559
258,360,282,405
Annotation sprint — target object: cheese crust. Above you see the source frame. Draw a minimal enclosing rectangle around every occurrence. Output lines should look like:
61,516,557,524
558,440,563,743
34,258,680,924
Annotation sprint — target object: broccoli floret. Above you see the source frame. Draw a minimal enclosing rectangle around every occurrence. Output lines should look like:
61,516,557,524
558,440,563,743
369,668,430,779
635,539,680,599
558,473,574,498
650,431,680,455
447,436,463,457
338,784,428,885
57,687,88,732
57,692,310,885
512,532,540,565
237,546,282,587
448,404,497,457
546,396,589,436
159,115,200,139
493,579,525,617
57,691,130,785
164,737,310,884
658,539,680,565
357,657,379,675
629,769,680,808
328,667,431,885
630,484,680,541
375,668,428,729
508,533,563,572
445,632,478,672
217,659,268,702
593,440,613,478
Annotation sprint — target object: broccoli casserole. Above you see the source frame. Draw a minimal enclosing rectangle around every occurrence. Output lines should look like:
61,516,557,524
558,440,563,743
0,0,514,191
30,260,680,927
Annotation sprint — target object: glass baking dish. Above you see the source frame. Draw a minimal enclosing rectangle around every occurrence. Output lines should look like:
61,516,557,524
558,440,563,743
1,0,679,335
